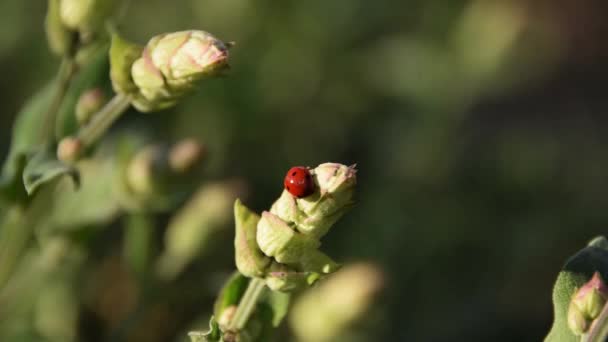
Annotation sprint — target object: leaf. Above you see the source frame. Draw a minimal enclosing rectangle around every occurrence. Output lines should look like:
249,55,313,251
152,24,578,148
109,33,143,95
213,272,250,319
262,290,291,327
189,317,222,342
545,236,608,342
234,199,270,277
0,83,55,203
22,148,79,195
41,158,120,232
156,182,239,279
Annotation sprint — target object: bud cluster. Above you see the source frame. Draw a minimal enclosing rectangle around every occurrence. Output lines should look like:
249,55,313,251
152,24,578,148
234,163,356,291
110,31,230,112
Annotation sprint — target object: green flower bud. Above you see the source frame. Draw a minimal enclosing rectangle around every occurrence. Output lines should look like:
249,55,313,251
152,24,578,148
289,263,384,342
270,163,356,239
76,88,106,125
125,145,170,198
109,31,228,112
59,0,118,35
57,136,83,163
567,272,608,335
45,0,75,56
233,163,356,292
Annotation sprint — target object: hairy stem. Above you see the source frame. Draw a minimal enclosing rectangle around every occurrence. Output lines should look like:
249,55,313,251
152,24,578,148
43,58,77,143
77,94,132,147
229,277,266,331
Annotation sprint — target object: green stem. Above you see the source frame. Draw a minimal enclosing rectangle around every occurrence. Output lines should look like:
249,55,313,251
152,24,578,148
77,93,132,147
43,57,76,143
229,277,266,331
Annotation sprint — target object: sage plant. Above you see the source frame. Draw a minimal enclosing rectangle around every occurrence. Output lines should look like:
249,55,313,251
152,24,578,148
0,1,375,342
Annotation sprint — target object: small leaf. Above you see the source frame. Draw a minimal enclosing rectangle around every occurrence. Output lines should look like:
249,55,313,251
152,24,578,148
23,148,80,195
545,236,608,342
213,272,250,319
234,200,271,277
263,290,291,327
189,317,222,342
109,33,143,95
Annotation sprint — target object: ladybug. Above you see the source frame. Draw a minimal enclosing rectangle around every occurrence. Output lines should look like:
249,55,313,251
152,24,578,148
284,166,315,198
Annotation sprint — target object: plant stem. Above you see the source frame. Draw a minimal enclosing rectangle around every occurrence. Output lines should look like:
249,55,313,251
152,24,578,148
77,93,132,147
584,303,608,342
229,277,266,331
43,58,76,143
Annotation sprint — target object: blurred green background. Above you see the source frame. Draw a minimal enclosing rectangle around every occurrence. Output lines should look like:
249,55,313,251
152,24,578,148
1,0,608,341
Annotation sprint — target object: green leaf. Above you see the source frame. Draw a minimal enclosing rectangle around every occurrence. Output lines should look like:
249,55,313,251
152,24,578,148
41,158,120,232
0,83,55,203
157,182,238,279
262,290,291,327
109,33,143,95
22,148,80,195
545,236,608,342
234,199,270,277
213,272,250,319
189,317,222,342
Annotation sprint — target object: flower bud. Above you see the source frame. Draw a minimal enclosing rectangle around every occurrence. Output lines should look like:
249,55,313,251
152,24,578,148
59,0,118,35
231,163,356,292
57,136,83,163
76,88,106,125
270,163,356,239
127,30,230,112
125,145,170,198
567,272,608,335
169,138,206,173
46,0,75,56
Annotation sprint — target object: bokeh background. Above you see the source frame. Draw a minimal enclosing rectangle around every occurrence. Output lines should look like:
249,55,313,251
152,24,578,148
1,0,608,341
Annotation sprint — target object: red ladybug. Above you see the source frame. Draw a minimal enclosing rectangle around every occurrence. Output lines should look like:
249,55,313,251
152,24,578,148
284,166,315,198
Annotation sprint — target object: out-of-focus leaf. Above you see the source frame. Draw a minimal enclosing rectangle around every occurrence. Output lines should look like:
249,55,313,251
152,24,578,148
22,148,79,195
55,42,111,139
0,83,55,203
42,158,119,232
213,272,250,319
545,236,608,342
188,317,222,342
156,182,239,279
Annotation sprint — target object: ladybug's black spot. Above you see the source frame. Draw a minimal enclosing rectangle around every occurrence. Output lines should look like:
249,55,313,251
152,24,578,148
286,186,291,191
291,171,297,176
